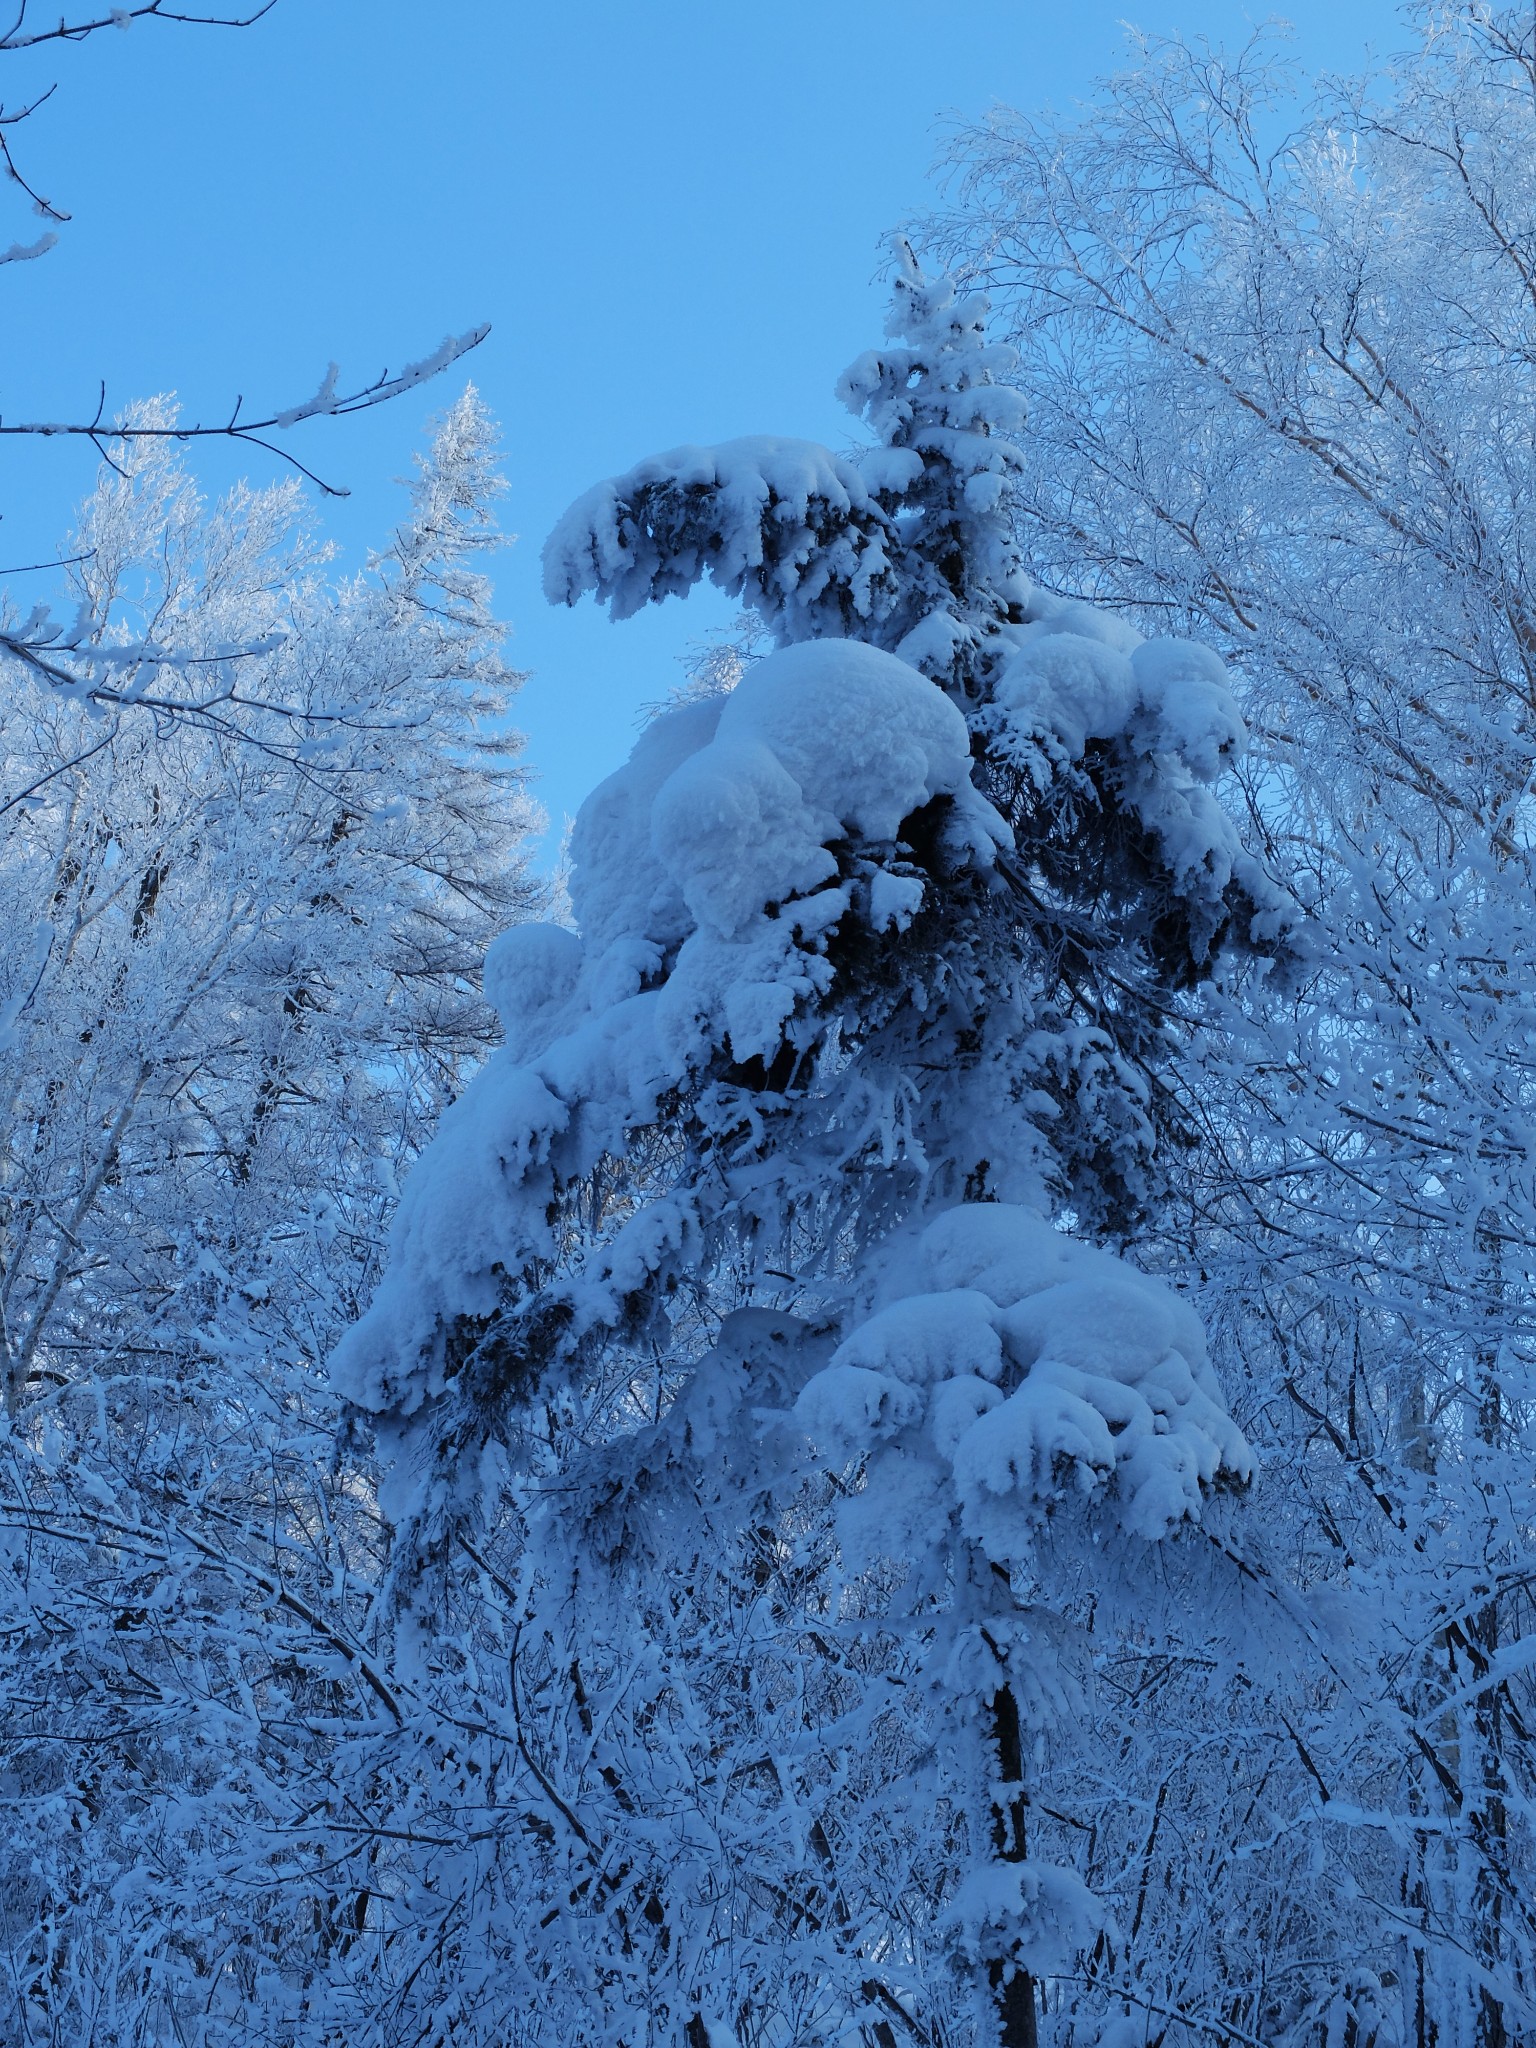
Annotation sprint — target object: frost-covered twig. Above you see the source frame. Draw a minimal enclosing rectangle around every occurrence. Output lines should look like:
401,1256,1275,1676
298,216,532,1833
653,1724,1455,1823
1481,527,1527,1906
0,3,278,232
0,1,278,50
0,328,493,495
0,604,447,812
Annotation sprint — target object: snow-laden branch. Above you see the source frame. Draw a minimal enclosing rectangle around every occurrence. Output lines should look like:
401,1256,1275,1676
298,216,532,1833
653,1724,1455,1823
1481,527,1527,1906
0,227,55,262
0,607,444,811
0,325,493,495
0,0,278,51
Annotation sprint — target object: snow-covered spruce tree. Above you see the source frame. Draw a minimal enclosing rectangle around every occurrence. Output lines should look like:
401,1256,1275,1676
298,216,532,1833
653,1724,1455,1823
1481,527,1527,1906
0,390,543,2046
931,13,1536,2040
337,258,1280,2047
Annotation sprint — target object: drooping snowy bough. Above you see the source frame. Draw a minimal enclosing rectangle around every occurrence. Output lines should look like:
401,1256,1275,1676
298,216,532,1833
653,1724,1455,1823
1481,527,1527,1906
335,254,1283,2048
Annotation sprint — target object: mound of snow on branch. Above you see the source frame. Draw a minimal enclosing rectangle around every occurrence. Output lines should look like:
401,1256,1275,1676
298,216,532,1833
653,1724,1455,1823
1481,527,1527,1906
988,602,1275,942
797,1204,1251,1563
544,436,893,627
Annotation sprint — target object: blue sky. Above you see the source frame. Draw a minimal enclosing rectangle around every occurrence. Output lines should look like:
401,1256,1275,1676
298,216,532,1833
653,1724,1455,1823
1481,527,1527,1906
2,0,1403,854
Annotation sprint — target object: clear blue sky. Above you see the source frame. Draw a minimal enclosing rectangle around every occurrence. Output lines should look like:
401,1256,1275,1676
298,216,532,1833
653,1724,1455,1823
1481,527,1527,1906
2,0,1403,856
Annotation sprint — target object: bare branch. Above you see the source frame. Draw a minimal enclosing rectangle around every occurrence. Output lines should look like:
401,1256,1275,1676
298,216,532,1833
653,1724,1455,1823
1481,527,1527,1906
0,2,279,239
0,84,69,222
0,326,493,494
0,0,278,51
0,547,92,574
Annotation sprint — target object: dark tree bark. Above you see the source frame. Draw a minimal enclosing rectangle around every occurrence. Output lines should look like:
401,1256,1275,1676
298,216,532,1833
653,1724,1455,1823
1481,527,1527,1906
989,1682,1040,2048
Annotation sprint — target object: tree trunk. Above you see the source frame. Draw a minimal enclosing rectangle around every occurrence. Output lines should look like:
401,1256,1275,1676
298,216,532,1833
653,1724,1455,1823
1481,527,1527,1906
989,1682,1040,2048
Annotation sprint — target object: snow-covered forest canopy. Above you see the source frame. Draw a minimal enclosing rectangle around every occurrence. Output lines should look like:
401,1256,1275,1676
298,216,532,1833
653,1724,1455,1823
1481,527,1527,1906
2,5,1534,2047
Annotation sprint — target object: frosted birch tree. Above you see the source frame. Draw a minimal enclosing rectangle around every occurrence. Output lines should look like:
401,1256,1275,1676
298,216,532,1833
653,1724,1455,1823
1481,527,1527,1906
0,388,544,2046
931,8,1536,2041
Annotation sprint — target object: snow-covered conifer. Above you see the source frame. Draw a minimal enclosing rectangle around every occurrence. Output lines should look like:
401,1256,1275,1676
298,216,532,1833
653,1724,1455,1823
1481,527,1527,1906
339,259,1275,2047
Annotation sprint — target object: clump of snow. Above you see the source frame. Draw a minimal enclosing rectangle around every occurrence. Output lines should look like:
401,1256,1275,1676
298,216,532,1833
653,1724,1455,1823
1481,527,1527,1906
868,868,926,931
1130,637,1246,780
994,614,1245,799
796,1203,1251,1567
568,695,724,958
835,1287,1004,1387
483,922,582,1058
989,607,1282,946
653,734,836,938
947,1859,1106,1976
717,639,975,845
995,631,1142,765
650,639,995,939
